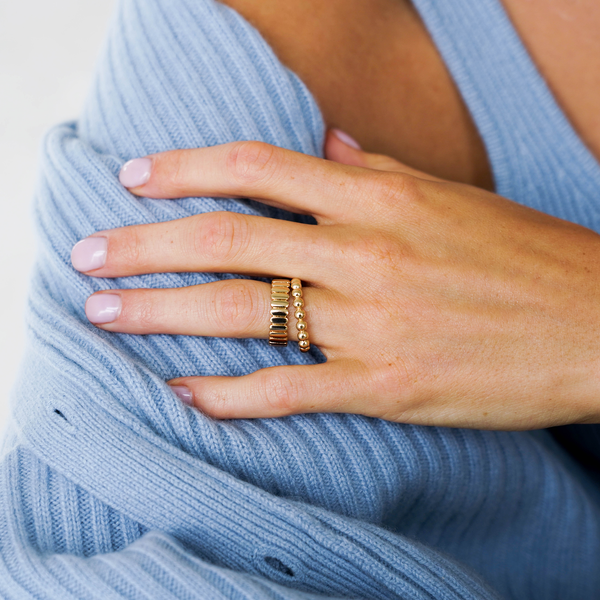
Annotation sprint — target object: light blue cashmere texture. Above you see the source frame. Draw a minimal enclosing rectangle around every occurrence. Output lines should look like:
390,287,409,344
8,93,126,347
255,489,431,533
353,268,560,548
3,0,600,598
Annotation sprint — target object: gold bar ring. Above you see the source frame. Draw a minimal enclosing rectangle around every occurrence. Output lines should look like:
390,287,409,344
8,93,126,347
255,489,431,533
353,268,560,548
269,279,291,346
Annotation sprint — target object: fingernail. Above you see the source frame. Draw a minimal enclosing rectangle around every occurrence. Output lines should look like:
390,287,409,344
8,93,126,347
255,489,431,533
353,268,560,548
331,129,361,150
71,237,107,272
119,158,152,188
85,294,122,324
170,385,194,406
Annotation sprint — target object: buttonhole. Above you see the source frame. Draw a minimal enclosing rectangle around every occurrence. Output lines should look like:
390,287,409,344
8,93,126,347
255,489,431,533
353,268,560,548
263,556,294,578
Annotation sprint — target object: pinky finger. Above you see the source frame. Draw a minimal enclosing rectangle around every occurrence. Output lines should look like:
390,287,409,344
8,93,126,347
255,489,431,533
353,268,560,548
168,361,366,419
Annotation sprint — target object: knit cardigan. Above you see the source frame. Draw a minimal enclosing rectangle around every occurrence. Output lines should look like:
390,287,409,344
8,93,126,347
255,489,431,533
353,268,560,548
3,0,600,598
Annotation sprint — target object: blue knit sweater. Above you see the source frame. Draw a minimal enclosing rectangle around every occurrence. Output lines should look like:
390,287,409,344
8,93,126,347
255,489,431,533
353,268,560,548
3,0,600,598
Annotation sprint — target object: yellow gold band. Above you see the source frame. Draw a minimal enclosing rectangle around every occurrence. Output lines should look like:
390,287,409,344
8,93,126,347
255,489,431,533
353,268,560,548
291,278,310,352
269,279,291,346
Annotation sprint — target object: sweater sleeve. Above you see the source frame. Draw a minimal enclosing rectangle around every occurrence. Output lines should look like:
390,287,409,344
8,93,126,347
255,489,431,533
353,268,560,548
1,0,597,598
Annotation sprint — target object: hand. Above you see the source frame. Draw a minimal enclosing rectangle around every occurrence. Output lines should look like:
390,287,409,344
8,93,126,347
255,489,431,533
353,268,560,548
71,130,600,429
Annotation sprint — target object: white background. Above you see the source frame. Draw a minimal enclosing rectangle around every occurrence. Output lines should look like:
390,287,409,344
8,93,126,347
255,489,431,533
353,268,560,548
0,1,116,432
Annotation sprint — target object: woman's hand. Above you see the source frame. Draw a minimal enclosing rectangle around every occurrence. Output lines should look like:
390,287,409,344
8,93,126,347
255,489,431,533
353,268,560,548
71,130,600,429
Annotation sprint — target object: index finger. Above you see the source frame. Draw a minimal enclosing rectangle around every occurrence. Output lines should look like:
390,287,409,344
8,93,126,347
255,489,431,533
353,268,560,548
118,141,370,223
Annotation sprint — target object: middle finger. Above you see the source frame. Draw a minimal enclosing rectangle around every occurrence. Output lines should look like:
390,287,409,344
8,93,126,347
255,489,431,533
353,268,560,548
71,211,339,285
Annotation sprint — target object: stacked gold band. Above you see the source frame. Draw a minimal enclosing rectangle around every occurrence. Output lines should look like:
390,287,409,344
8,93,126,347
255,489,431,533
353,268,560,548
269,278,311,351
268,279,291,346
291,278,311,352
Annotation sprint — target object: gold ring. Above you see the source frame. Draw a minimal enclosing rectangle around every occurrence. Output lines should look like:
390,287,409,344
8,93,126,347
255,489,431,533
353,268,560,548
291,278,310,352
269,279,291,346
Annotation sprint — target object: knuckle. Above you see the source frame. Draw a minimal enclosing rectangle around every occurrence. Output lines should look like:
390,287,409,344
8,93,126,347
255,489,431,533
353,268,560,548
368,358,417,412
374,360,411,392
369,171,419,208
342,233,403,285
200,212,251,264
159,150,190,194
114,227,149,269
225,141,280,188
259,371,300,414
210,281,262,333
198,385,230,419
129,294,162,329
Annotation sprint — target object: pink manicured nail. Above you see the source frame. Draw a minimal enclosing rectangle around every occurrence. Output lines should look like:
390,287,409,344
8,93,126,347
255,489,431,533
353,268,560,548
331,129,361,150
119,158,152,188
71,237,107,272
85,294,122,324
170,385,193,406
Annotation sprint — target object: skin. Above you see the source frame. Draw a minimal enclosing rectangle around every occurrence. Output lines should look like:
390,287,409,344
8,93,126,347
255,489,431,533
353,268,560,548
501,0,600,163
218,0,600,182
72,0,600,428
218,0,495,189
73,133,600,429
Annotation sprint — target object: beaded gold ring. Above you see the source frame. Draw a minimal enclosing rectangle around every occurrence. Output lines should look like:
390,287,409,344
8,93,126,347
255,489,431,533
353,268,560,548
291,278,310,352
268,279,291,346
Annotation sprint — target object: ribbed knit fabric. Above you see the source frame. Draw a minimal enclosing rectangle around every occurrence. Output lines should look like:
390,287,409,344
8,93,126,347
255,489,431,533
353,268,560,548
2,0,600,598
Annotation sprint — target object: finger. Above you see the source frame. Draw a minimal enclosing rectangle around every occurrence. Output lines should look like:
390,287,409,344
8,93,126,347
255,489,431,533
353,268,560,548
84,280,336,348
325,129,444,182
119,141,371,222
168,360,368,419
71,211,338,285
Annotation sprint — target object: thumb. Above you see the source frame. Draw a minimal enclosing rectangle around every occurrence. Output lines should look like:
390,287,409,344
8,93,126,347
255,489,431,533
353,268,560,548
325,129,443,181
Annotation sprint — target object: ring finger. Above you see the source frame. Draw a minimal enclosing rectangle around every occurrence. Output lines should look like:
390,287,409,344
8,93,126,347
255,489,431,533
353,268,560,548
85,279,341,349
